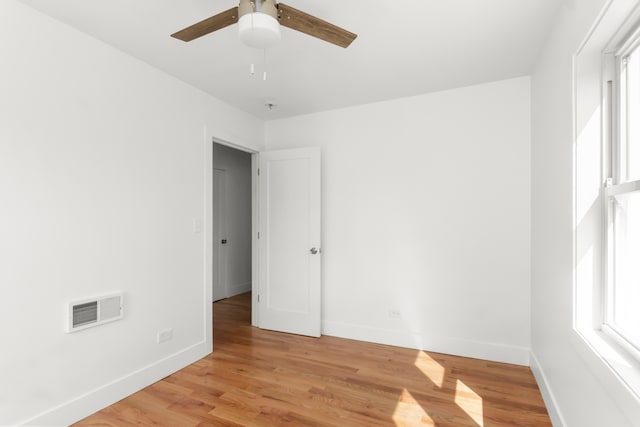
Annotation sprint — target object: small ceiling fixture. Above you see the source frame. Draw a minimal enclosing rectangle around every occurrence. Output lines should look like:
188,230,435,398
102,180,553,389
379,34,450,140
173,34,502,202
238,0,280,49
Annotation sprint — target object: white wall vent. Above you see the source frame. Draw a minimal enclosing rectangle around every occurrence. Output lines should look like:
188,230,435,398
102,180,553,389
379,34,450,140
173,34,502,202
67,292,123,333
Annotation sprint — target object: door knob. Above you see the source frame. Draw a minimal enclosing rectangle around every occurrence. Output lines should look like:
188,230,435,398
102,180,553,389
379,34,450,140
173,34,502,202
310,247,319,255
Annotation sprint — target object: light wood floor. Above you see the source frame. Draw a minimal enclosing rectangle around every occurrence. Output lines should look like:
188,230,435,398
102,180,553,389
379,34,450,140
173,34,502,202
74,292,551,426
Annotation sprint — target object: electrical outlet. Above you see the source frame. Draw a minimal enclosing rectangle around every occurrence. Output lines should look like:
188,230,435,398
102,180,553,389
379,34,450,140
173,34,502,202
157,328,173,343
389,309,401,319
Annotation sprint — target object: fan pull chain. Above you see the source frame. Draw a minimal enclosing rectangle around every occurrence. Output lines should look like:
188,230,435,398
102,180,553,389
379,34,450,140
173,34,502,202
248,51,268,80
263,49,267,81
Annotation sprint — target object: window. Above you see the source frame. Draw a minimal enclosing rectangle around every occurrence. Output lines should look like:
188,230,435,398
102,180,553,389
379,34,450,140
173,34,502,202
573,3,640,419
604,34,640,359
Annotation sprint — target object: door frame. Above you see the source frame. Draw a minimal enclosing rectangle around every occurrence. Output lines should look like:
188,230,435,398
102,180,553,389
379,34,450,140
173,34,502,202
206,137,260,349
206,138,323,346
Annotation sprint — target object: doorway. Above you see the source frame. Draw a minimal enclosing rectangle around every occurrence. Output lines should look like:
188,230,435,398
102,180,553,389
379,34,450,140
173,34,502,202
212,143,253,307
207,139,322,345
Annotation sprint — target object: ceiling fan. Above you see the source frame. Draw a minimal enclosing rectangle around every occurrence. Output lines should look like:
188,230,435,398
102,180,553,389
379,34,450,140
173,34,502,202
171,0,357,49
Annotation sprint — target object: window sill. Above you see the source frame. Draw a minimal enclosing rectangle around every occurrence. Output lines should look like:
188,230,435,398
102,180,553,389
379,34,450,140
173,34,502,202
572,327,640,422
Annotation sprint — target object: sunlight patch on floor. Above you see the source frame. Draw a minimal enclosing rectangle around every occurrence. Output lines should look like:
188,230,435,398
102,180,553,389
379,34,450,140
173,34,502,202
454,379,483,426
413,350,445,388
393,388,434,426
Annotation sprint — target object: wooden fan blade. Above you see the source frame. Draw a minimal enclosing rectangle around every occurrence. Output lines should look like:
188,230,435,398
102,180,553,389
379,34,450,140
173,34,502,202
277,3,357,48
171,7,239,42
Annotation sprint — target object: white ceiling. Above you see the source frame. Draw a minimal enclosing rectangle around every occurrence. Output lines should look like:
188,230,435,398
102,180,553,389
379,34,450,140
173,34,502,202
19,0,561,120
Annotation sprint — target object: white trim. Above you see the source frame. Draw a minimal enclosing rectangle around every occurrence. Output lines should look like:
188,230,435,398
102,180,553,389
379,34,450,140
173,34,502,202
530,352,568,427
602,324,640,364
322,320,530,366
251,153,259,327
605,178,640,195
19,341,209,426
228,281,252,297
213,136,258,154
204,127,213,354
613,9,640,54
571,329,640,423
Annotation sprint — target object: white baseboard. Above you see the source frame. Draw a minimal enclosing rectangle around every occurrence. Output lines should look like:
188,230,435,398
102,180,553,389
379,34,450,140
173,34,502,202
322,320,530,366
20,341,210,427
228,281,251,297
530,351,567,427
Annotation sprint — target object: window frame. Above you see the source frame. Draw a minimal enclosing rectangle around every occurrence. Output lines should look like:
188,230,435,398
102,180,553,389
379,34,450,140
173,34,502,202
572,2,640,421
603,29,640,363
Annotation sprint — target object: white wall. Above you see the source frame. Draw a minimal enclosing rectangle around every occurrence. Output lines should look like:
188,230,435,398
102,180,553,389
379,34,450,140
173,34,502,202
265,77,532,365
8,0,632,424
530,1,636,426
0,2,263,425
213,143,252,297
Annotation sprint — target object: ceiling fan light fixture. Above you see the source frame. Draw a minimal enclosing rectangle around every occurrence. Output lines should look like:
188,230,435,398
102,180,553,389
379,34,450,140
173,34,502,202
238,12,281,49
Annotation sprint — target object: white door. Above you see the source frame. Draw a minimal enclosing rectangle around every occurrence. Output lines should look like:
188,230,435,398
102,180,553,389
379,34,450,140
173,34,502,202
213,168,228,302
258,147,321,337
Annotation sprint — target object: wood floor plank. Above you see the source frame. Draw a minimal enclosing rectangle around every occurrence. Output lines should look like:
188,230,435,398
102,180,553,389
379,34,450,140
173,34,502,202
74,292,551,426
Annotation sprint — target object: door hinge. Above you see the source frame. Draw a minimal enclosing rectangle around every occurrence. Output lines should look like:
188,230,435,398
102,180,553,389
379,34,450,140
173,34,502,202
257,294,260,302
257,231,260,239
257,168,260,176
